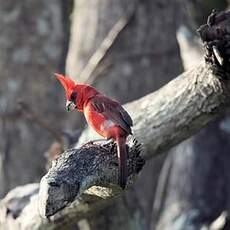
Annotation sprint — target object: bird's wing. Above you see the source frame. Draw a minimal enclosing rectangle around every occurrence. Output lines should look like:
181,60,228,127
90,95,133,135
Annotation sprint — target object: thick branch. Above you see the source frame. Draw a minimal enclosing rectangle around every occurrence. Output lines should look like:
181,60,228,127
39,139,143,218
78,10,230,160
78,64,230,160
38,65,230,220
20,61,230,228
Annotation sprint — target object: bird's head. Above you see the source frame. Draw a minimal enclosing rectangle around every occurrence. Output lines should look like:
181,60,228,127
55,73,78,112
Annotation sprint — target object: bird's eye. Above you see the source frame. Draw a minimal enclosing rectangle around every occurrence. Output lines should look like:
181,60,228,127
70,92,77,102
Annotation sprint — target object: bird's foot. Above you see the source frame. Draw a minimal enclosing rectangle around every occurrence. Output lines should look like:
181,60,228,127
81,138,114,149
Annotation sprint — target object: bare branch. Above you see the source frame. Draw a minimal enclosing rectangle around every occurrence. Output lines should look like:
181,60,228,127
78,5,137,85
18,101,63,145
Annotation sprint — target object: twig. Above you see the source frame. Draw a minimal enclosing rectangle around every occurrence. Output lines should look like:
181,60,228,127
18,101,63,145
79,6,137,85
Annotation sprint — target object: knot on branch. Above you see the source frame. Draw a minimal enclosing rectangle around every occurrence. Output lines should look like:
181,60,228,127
197,10,230,79
38,138,144,218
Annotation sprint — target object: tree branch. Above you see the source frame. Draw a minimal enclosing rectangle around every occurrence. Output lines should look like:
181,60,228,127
78,10,230,161
18,101,64,145
40,9,230,218
39,139,143,218
78,3,137,85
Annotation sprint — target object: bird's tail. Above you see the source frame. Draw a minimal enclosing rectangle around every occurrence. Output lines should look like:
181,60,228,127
116,136,127,189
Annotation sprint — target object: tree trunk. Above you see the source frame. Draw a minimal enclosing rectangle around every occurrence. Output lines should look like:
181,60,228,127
153,5,230,230
66,0,183,229
0,1,69,197
154,118,230,230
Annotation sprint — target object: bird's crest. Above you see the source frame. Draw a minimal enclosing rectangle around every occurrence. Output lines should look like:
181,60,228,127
55,73,76,99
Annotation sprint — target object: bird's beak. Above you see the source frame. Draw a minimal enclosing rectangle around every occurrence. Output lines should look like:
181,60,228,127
66,100,76,112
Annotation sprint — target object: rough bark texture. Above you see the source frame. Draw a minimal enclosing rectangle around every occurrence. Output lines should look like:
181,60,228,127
65,0,183,228
39,139,143,218
0,0,69,197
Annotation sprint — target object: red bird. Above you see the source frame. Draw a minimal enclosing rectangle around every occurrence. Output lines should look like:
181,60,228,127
55,73,133,189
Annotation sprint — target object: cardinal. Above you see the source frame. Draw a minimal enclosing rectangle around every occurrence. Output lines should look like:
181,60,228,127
55,73,133,189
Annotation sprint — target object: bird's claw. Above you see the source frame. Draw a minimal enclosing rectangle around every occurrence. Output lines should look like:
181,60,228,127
81,138,115,151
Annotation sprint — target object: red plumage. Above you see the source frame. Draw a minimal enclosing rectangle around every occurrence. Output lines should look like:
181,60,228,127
55,73,133,189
